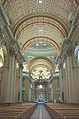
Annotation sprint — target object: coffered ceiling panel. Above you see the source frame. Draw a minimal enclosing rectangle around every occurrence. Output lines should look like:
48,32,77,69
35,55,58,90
27,57,54,70
1,0,77,53
14,16,67,52
1,0,78,28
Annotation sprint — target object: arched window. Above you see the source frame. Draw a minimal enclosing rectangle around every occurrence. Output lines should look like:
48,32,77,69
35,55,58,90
63,62,66,69
74,45,79,65
0,47,4,67
63,61,66,78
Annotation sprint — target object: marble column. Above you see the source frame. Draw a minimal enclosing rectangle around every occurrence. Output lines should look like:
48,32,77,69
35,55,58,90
70,55,77,103
18,64,23,102
12,58,17,102
65,58,69,103
44,83,47,102
0,54,9,103
59,63,63,102
66,55,72,103
51,83,53,102
29,84,31,102
62,66,65,102
0,71,2,103
5,50,16,103
65,51,77,103
0,81,1,102
34,83,37,102
73,57,79,103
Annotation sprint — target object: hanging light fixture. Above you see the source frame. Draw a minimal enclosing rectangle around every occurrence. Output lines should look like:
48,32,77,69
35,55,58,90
0,47,4,67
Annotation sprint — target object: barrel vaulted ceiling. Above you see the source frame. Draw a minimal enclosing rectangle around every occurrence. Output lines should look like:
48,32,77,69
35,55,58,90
1,0,78,27
0,0,79,78
1,0,78,50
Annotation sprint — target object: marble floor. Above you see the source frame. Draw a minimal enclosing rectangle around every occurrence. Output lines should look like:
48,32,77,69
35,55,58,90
31,104,51,119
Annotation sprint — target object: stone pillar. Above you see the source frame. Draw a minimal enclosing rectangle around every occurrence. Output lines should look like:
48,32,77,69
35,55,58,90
12,58,17,102
65,50,77,103
29,84,31,102
70,55,77,103
0,53,9,103
73,54,79,103
59,63,64,102
5,50,16,103
51,83,53,102
65,58,69,103
34,83,37,102
0,70,3,103
59,47,79,103
44,83,47,102
62,65,66,102
18,64,23,102
66,55,72,103
0,81,1,102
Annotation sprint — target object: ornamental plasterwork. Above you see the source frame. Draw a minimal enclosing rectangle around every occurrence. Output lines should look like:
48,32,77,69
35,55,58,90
1,0,77,27
27,57,55,70
28,57,55,80
14,16,67,37
0,0,79,81
31,66,51,80
14,16,66,52
22,37,60,53
59,6,79,62
30,59,52,71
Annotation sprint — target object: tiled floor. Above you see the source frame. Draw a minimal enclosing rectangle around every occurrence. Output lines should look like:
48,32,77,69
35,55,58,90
31,104,51,119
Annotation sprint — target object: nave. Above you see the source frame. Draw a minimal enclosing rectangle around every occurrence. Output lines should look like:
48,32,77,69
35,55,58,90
31,103,51,119
0,1,79,119
0,103,79,119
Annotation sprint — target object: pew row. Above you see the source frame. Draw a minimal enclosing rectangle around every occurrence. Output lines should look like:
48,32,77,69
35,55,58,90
0,103,37,119
44,103,79,119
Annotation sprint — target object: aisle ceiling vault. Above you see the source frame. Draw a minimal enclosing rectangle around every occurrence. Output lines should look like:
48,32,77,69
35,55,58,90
0,0,79,80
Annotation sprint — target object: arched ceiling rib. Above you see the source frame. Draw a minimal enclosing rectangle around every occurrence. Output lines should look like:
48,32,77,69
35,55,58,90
30,64,51,72
14,16,67,52
14,15,68,38
22,37,60,53
24,46,58,58
27,57,55,72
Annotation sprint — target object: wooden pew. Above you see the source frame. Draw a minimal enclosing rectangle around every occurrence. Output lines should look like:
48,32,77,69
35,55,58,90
44,103,79,119
0,103,37,119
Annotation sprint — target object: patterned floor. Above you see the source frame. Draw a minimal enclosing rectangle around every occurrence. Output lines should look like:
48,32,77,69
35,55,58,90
31,103,51,119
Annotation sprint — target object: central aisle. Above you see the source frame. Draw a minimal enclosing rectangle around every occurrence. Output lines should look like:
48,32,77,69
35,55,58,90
31,103,51,119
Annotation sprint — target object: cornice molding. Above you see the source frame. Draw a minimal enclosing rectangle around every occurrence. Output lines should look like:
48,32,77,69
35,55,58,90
58,5,79,62
0,3,24,64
